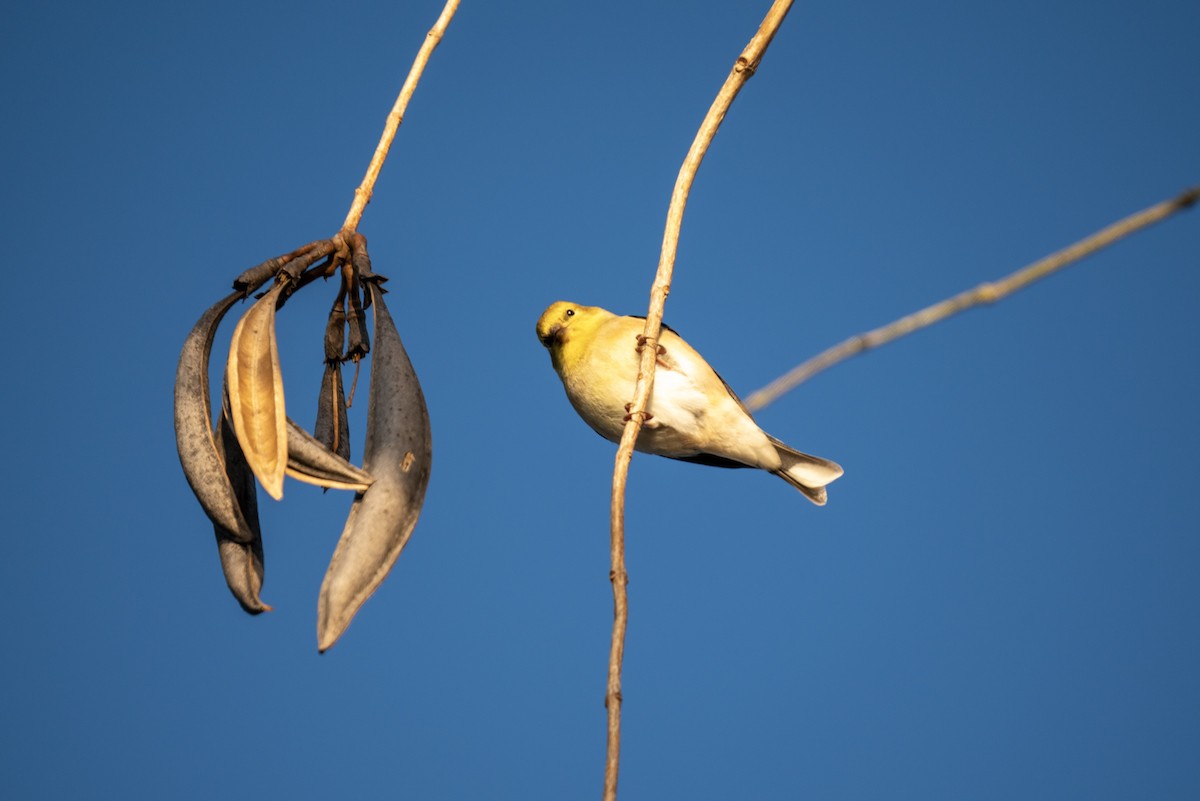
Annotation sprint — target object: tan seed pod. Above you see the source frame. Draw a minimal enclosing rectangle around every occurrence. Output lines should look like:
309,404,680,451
226,283,288,500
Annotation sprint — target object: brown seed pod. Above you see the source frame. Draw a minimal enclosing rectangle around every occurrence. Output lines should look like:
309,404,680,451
174,291,257,543
286,417,373,492
317,281,432,652
213,406,270,613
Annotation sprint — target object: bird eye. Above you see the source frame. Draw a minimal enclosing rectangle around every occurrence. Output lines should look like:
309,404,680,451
565,308,575,317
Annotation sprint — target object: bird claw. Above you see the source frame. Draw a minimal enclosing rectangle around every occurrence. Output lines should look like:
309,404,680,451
635,334,667,357
623,403,656,426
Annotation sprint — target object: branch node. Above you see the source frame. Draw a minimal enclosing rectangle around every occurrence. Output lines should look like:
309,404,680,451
976,282,1001,303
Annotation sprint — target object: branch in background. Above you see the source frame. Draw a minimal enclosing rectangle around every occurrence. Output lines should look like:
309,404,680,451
743,185,1200,413
603,2,795,799
340,0,461,234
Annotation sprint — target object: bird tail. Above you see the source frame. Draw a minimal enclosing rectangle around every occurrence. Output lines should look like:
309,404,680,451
768,436,844,506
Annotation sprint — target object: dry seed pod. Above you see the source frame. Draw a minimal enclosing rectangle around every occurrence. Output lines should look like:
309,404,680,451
324,298,346,362
286,417,373,492
226,283,288,500
315,297,351,460
313,361,351,461
317,283,431,652
175,291,257,543
213,408,270,613
345,283,370,360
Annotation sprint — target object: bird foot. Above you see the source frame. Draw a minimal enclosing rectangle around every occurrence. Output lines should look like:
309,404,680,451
635,335,667,357
635,335,670,369
623,403,654,425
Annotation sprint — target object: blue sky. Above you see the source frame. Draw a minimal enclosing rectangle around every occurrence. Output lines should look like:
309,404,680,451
3,1,1198,798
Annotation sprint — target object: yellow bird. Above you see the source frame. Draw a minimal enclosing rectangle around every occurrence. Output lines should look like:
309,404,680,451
536,301,843,504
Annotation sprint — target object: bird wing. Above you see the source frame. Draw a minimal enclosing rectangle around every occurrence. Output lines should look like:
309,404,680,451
666,452,755,470
627,316,750,410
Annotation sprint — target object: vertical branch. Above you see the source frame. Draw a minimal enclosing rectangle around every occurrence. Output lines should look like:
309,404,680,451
603,2,795,799
340,0,461,234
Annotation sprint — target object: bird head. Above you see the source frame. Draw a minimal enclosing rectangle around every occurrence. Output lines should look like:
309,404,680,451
535,301,580,349
536,302,613,374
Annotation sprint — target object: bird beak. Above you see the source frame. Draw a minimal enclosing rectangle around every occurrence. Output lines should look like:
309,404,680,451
538,324,563,348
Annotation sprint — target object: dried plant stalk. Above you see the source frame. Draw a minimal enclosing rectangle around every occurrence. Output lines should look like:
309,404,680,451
604,2,795,799
743,185,1200,412
341,0,461,233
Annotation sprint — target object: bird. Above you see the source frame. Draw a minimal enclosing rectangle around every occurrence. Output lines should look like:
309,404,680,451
535,301,843,504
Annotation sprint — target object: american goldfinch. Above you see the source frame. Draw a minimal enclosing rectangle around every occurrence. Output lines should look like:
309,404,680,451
535,301,843,504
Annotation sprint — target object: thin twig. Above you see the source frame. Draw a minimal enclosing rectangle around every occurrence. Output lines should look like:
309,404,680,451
742,185,1199,412
340,0,461,234
603,3,795,799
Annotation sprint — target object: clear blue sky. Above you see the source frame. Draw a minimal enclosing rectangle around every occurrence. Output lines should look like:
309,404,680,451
3,1,1198,798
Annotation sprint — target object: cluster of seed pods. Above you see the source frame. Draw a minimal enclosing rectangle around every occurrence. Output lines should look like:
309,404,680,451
174,233,431,651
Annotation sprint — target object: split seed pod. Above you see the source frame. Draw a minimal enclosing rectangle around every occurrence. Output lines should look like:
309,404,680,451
314,362,352,462
226,283,288,500
286,418,373,492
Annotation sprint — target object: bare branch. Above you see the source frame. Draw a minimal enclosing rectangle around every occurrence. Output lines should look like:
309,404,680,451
340,0,461,234
743,185,1200,413
604,2,795,799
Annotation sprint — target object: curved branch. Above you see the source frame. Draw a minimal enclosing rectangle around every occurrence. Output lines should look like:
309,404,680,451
743,185,1199,412
340,0,461,234
604,2,795,799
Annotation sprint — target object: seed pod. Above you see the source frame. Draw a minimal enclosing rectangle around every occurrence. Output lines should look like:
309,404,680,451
286,417,373,492
324,298,346,363
226,283,288,500
345,283,370,361
213,407,270,613
317,282,431,652
313,361,351,462
175,291,256,543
